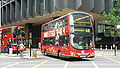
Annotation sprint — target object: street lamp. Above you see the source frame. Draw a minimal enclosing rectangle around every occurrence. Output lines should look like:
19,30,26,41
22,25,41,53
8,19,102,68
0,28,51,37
114,25,117,56
114,25,120,56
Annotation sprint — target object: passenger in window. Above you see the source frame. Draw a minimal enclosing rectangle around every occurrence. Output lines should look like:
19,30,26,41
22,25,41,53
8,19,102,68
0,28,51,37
90,40,93,47
85,43,89,49
55,39,59,46
21,31,25,38
79,41,84,45
55,23,58,29
63,36,68,46
55,31,59,46
13,33,16,38
59,21,63,27
78,41,83,49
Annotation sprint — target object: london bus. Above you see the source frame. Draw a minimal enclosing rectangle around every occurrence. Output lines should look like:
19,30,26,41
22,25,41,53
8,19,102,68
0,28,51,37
41,12,95,58
0,26,26,53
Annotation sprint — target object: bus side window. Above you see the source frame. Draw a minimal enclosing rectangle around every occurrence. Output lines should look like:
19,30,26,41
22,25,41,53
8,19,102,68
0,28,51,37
21,31,25,38
59,35,68,46
49,37,55,46
62,17,68,26
43,37,55,46
13,33,16,38
43,38,48,46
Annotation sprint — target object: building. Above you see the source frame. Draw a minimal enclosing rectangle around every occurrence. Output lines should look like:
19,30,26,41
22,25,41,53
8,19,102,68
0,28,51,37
0,0,115,48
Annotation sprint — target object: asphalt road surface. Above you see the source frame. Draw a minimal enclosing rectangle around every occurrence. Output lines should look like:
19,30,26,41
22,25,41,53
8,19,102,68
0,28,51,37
0,49,120,68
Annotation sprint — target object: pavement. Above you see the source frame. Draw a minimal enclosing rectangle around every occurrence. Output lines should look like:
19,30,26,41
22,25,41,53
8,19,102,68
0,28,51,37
95,48,120,56
0,48,120,58
1,48,120,68
0,48,43,59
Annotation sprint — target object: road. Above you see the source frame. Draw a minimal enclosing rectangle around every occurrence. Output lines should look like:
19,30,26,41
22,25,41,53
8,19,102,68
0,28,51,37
0,49,120,68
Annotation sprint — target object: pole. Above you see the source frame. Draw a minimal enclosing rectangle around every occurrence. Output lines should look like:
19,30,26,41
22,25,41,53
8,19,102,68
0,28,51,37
30,43,31,57
111,45,112,50
29,32,32,57
115,45,116,56
105,45,107,50
100,45,102,50
16,26,19,55
114,25,117,56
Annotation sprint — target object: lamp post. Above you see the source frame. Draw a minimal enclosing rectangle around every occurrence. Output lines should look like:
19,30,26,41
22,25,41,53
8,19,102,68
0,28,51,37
114,25,117,56
114,25,120,56
29,32,32,57
16,26,19,55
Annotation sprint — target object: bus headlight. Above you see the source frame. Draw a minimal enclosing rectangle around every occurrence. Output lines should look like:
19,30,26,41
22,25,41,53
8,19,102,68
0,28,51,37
13,47,16,49
90,53,95,55
70,52,76,56
77,53,81,55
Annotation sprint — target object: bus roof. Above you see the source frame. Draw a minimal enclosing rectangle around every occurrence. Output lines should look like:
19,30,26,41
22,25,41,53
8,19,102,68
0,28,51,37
42,11,93,26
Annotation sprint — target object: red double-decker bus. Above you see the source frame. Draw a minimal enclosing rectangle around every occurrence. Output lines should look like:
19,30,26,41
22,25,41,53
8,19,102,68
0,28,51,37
41,12,95,58
0,26,26,53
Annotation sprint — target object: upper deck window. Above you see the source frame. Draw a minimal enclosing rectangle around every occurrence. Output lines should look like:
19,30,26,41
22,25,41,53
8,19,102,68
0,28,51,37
71,13,91,27
42,16,68,32
12,27,25,38
2,28,11,34
70,13,92,34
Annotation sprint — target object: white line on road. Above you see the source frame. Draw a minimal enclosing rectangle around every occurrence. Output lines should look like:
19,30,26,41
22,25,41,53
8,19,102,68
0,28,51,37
32,60,48,68
90,61,99,68
64,62,68,68
104,56,120,64
2,62,20,68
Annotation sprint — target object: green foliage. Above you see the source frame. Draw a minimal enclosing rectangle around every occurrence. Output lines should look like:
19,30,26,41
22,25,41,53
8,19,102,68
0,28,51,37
105,26,114,37
103,0,120,37
103,0,120,25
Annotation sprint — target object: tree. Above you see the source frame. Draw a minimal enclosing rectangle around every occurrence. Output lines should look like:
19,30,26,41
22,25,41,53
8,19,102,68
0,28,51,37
104,0,120,25
103,0,120,37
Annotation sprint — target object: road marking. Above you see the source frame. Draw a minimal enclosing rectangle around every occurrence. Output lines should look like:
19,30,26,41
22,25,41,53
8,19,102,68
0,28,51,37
90,61,99,68
64,62,68,68
94,61,114,62
32,60,48,68
0,62,14,64
104,56,120,64
2,62,20,68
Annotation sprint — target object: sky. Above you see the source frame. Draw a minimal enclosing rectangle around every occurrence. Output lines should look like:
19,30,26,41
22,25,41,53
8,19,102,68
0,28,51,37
117,25,120,29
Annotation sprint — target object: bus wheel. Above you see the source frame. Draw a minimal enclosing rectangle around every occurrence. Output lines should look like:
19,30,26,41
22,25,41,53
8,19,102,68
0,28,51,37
58,51,62,59
44,49,47,56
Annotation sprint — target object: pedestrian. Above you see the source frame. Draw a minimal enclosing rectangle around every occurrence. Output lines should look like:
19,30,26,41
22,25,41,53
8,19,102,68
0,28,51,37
19,42,24,58
90,40,93,47
6,40,11,54
38,42,41,50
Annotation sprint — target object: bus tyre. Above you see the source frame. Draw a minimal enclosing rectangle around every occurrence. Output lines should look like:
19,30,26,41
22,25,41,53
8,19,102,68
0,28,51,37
44,50,47,56
58,52,62,59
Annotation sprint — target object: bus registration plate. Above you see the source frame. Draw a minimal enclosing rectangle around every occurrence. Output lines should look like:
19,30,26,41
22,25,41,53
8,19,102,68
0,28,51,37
80,56,86,58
